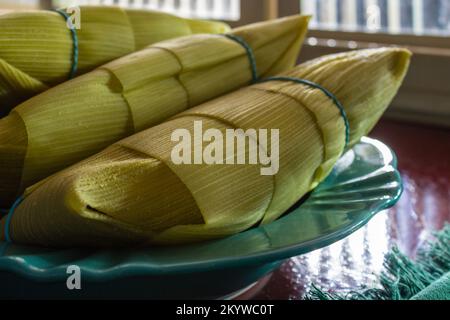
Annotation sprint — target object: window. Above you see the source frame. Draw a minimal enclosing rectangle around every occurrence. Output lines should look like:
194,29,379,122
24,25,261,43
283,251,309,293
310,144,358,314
289,0,450,127
301,0,450,36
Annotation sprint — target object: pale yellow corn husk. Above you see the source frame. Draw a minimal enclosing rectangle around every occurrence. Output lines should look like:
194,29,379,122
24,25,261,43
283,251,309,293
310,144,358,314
0,6,230,115
0,15,309,208
0,48,411,247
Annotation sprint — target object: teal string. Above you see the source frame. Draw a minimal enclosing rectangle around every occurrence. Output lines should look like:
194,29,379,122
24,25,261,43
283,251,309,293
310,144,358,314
53,9,79,79
223,34,259,82
4,195,24,243
259,76,351,147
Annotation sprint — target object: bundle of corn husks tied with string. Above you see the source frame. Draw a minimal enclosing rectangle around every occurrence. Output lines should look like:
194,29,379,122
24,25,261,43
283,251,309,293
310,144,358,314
0,6,231,115
0,15,310,208
0,48,411,247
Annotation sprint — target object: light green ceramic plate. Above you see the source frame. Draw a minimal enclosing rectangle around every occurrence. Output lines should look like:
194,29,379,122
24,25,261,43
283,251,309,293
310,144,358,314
0,137,402,299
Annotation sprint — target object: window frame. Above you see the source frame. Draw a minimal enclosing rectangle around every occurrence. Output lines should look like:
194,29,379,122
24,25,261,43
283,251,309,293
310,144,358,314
274,0,450,127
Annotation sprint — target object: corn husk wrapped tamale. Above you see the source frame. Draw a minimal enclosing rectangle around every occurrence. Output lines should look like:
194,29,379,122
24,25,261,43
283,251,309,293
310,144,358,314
0,48,411,247
0,6,230,115
0,15,310,208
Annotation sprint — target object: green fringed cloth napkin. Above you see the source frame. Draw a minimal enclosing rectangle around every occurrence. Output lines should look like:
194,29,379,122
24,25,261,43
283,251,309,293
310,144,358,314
309,224,450,300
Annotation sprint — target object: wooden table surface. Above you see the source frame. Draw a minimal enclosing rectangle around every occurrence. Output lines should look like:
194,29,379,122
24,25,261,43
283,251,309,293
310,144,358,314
244,119,450,300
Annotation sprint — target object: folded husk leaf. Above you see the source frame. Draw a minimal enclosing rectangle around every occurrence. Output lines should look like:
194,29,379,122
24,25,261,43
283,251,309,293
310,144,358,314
0,15,309,208
0,6,230,115
0,48,411,247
